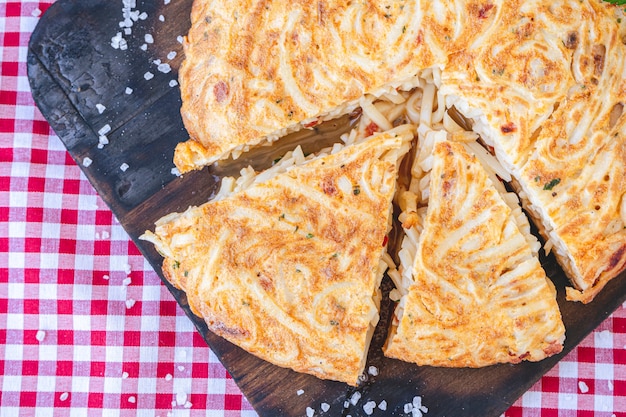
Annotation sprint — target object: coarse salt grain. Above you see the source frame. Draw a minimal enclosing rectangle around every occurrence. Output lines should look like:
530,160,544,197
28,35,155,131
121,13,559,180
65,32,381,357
120,163,129,172
140,44,148,51
579,381,589,393
177,365,185,371
32,8,42,17
82,157,93,167
139,12,148,20
98,135,109,147
124,27,132,35
609,380,614,391
321,403,330,412
363,401,376,415
153,59,162,65
145,34,154,44
378,400,387,411
368,366,379,376
169,80,179,88
96,103,106,114
177,35,184,44
165,0,170,4
167,51,177,60
305,407,314,417
125,87,133,95
36,330,46,342
184,401,192,409
102,230,110,239
103,274,110,280
144,72,154,81
165,373,173,381
350,392,361,406
128,396,136,403
98,124,111,136
125,299,136,309
296,389,304,396
60,392,69,401
344,400,350,408
158,63,172,74
171,167,181,176
122,371,129,379
159,15,165,22
124,264,132,274
176,391,187,406
123,277,132,286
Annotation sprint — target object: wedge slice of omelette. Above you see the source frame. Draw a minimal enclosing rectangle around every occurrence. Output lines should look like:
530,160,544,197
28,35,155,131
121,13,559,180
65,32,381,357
384,139,565,367
142,125,414,385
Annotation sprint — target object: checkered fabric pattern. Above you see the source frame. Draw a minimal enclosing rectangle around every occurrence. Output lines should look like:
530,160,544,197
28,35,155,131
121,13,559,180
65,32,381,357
1,1,625,417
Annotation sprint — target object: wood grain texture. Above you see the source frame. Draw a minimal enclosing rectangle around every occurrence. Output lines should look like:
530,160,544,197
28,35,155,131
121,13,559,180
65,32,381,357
27,1,626,416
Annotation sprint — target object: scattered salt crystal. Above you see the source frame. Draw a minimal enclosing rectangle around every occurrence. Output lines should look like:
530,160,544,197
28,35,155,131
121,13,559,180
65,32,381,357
158,63,172,74
119,39,128,51
579,381,589,393
171,400,177,407
363,401,376,415
140,44,148,51
177,365,185,371
120,163,129,172
159,15,165,22
165,0,170,4
125,87,133,95
59,392,69,401
153,59,162,65
169,80,178,88
144,72,154,80
98,135,109,147
101,231,110,239
128,396,136,404
124,27,132,35
36,330,46,342
95,232,100,239
368,366,379,376
139,12,148,20
177,35,184,44
171,167,181,176
96,103,106,114
125,299,136,309
103,274,110,280
412,396,422,408
296,389,304,396
344,401,350,408
412,408,424,417
32,8,42,17
144,34,154,44
124,263,131,273
176,391,187,406
82,157,93,167
184,401,192,409
321,402,330,412
608,380,614,391
122,372,129,379
349,391,361,406
167,51,177,60
165,373,173,381
98,124,111,136
305,407,314,417
378,400,387,411
404,403,413,413
122,277,132,286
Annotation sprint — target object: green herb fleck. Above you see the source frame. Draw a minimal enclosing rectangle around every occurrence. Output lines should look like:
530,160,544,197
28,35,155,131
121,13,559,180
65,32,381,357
295,268,302,273
306,233,314,239
172,261,180,269
353,185,361,195
279,213,285,220
331,252,339,258
543,178,561,191
402,25,406,33
242,300,250,306
184,270,189,277
330,320,339,326
534,175,541,182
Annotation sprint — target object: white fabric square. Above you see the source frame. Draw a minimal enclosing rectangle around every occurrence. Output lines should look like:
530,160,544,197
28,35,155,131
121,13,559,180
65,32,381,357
8,222,26,238
103,376,123,394
72,314,92,332
521,390,541,408
558,393,578,410
4,344,24,361
72,284,93,301
9,191,28,208
558,361,578,379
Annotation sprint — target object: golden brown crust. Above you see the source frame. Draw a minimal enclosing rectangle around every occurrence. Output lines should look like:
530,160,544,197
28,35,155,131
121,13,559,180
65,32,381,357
384,140,565,367
146,128,413,385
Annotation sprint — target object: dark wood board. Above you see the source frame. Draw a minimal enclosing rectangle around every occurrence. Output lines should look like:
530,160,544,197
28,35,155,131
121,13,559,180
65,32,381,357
27,1,626,416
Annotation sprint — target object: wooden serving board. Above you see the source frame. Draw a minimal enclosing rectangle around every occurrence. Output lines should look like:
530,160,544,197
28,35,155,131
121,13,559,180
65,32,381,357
28,1,626,416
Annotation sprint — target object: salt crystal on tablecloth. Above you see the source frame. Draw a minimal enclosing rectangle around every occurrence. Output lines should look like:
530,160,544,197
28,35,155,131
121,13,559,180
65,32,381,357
125,299,136,309
184,401,192,409
579,381,589,393
609,380,614,391
59,392,69,401
32,8,42,17
177,365,185,371
122,372,129,379
176,391,187,406
128,396,136,403
124,264,132,274
35,330,45,342
103,274,110,280
122,277,131,286
101,230,110,239
165,373,173,381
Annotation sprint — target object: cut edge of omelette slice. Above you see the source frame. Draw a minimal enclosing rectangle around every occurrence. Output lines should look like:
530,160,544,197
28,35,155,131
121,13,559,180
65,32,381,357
141,124,414,385
384,130,565,367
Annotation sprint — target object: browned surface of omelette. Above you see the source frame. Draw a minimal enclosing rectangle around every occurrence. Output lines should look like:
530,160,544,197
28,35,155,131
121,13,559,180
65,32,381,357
440,0,626,302
175,0,498,172
384,141,565,367
142,129,412,385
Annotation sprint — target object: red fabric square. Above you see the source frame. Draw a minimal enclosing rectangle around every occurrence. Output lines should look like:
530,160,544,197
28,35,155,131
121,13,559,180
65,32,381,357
577,346,595,363
158,331,176,347
616,348,626,365
0,299,7,314
88,392,103,408
24,237,42,253
60,209,78,225
23,298,39,314
19,391,37,408
123,331,141,347
62,179,80,195
156,361,174,378
57,299,73,315
159,301,177,317
57,269,74,284
22,360,39,376
58,238,76,254
1,61,18,77
95,210,112,225
56,361,73,376
90,300,108,315
224,394,242,410
26,207,43,222
27,176,45,192
5,2,21,16
24,269,39,283
57,330,74,345
155,393,173,409
32,120,50,136
90,330,106,346
90,361,105,377
30,149,47,164
0,118,15,133
191,362,208,379
0,90,17,105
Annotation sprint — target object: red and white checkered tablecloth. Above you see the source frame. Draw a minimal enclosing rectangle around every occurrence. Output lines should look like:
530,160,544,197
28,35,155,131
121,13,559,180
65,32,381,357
1,1,625,416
